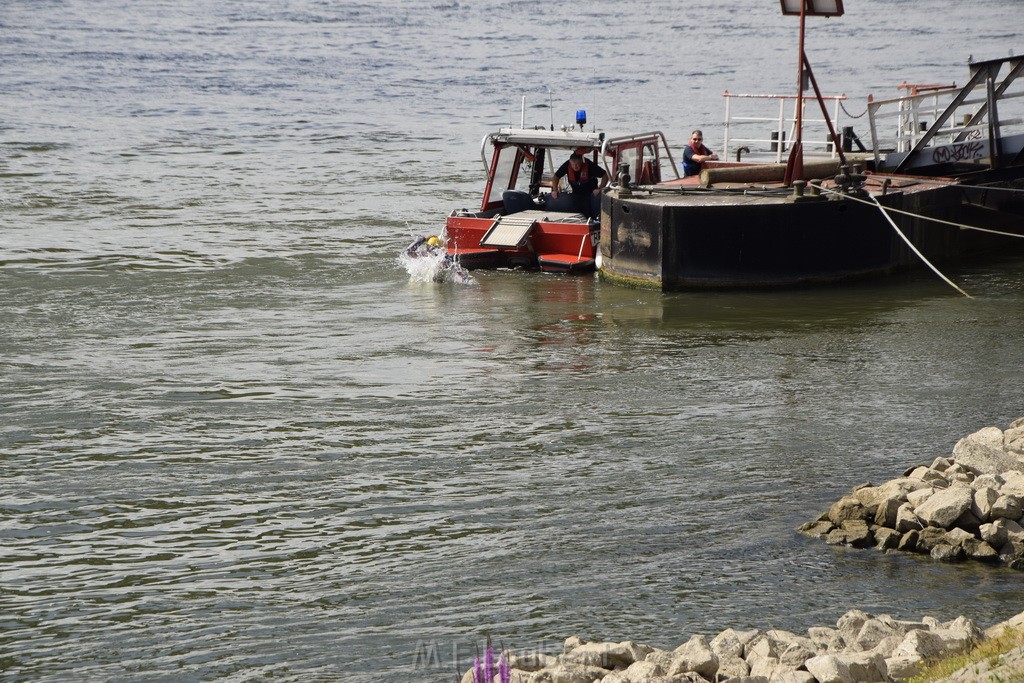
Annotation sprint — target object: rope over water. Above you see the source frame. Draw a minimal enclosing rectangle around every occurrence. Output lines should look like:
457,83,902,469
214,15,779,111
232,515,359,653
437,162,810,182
812,184,973,297
625,179,1021,296
866,194,972,298
814,182,1024,238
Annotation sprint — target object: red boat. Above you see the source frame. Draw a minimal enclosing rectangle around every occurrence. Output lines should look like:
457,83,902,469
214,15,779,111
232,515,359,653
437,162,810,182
418,119,677,274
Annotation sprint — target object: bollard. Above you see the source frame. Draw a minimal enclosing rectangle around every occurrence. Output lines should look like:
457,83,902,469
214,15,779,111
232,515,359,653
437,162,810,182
842,126,854,152
771,131,787,152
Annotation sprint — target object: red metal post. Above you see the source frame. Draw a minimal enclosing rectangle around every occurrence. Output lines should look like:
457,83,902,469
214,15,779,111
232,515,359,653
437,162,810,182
784,0,807,185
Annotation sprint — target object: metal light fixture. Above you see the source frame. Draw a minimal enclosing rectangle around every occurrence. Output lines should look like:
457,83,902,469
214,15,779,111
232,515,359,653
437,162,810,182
780,0,844,17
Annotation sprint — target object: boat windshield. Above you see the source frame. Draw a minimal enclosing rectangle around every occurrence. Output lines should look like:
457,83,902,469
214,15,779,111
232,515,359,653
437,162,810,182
615,142,659,183
486,145,517,206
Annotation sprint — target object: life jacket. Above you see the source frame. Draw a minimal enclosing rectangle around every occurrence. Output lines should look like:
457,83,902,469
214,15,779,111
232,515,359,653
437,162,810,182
567,161,590,184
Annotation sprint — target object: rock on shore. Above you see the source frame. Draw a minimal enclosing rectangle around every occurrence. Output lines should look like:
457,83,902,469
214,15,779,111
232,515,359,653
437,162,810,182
455,419,1024,682
798,417,1024,568
462,609,1001,682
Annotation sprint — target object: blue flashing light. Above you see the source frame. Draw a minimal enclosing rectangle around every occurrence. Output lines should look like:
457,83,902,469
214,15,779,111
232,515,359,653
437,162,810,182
575,109,587,127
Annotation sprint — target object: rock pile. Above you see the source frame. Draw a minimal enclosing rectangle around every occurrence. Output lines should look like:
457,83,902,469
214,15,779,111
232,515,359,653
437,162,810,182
462,609,983,683
454,420,1024,683
798,418,1024,568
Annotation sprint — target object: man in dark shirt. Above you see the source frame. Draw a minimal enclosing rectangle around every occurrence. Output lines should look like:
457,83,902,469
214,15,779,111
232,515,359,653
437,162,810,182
551,152,608,218
682,129,719,177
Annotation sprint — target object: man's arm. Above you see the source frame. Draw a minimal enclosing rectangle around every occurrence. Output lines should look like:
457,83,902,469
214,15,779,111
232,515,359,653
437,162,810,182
694,146,718,163
551,162,567,197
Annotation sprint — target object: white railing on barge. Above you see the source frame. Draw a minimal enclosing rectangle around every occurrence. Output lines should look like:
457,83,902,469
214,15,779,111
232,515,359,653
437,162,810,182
867,83,960,157
867,54,1024,172
866,82,1024,167
721,91,847,163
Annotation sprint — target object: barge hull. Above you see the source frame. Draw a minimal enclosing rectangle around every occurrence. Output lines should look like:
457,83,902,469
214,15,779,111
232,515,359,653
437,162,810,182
597,183,1015,290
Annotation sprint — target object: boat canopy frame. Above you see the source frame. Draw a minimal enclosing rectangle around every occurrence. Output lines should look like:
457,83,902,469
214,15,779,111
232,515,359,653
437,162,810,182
477,127,608,212
475,127,678,211
602,131,680,185
480,128,606,175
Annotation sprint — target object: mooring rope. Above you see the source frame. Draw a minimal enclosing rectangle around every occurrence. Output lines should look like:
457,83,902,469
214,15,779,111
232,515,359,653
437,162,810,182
628,177,1024,296
633,179,1023,244
965,184,1024,195
818,183,1024,239
640,182,1024,240
868,194,972,298
866,176,1024,197
810,184,972,297
865,176,996,195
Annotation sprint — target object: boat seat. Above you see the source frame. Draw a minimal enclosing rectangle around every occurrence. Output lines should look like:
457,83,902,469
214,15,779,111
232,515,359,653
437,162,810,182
449,246,504,269
501,189,537,214
538,253,596,273
453,247,502,255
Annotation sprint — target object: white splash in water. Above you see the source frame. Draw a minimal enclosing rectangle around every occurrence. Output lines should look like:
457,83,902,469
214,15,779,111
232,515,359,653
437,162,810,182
399,240,474,285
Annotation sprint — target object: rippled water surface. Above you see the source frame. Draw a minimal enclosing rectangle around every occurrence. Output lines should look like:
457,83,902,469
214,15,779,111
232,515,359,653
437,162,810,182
3,1,1024,680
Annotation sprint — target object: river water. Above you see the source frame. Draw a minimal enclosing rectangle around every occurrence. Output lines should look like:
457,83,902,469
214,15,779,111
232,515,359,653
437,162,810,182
3,1,1024,681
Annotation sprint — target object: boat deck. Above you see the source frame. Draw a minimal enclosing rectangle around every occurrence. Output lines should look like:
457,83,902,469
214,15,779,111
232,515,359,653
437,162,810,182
635,169,952,208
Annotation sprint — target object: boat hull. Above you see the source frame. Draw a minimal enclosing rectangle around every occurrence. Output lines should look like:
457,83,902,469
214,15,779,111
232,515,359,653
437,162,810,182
599,183,1022,290
444,213,598,274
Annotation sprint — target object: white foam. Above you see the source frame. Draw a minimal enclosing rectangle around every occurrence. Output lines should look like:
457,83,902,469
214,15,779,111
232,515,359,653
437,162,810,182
398,246,475,285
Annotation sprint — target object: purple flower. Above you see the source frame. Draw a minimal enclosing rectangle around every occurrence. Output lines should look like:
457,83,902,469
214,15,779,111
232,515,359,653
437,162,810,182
484,643,495,682
499,651,511,683
473,639,511,683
